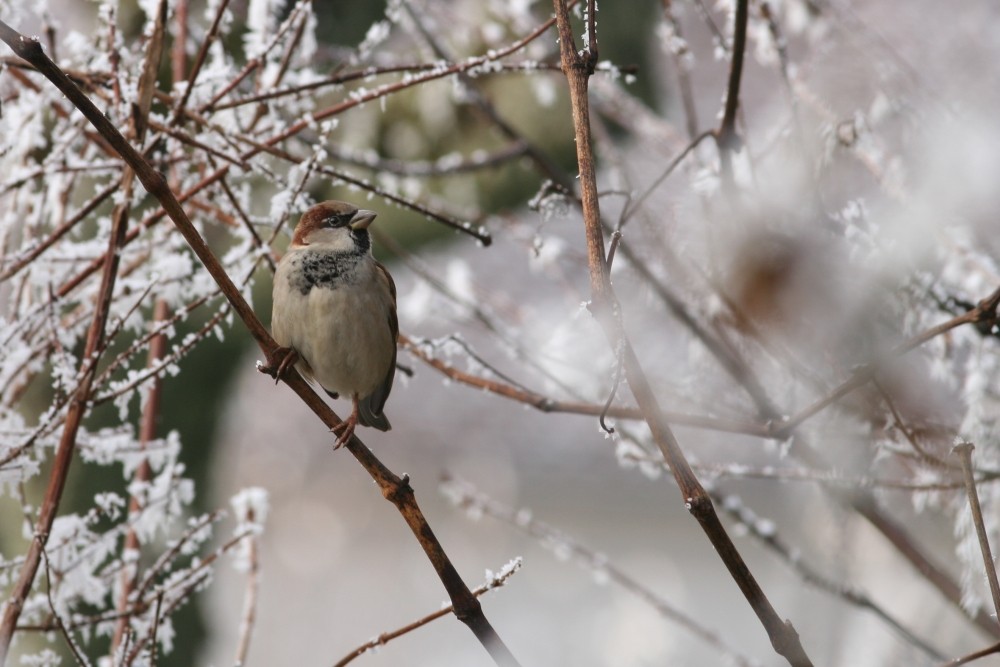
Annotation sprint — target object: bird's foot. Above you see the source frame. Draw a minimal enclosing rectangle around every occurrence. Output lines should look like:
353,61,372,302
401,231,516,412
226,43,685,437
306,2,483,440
331,398,361,449
331,414,359,450
258,346,298,384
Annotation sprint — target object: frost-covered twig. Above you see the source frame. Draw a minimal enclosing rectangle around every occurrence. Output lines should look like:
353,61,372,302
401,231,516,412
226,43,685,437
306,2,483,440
42,551,92,667
323,141,530,178
332,557,522,667
618,451,974,492
230,498,263,667
110,296,168,656
209,62,606,113
0,179,120,282
401,0,575,194
658,0,700,139
231,533,259,667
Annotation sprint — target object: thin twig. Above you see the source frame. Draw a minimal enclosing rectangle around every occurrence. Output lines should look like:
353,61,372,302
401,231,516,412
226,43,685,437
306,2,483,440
940,642,1000,667
401,0,575,194
109,298,166,655
618,129,715,228
42,551,92,667
716,0,749,187
953,442,1000,628
332,559,522,667
232,512,260,667
0,178,120,282
659,0,700,140
401,334,769,436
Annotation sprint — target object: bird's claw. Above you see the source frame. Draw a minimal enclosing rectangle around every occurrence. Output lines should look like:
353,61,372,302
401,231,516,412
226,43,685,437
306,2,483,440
259,346,298,385
331,414,358,450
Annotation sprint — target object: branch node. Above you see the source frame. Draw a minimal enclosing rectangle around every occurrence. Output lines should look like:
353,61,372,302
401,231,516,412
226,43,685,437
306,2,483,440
382,474,413,506
683,493,713,519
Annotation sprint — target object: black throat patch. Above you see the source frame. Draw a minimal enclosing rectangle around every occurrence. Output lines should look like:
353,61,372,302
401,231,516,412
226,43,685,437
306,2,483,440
288,249,364,295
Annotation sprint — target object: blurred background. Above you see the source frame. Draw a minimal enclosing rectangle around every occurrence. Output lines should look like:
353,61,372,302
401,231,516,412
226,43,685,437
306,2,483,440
2,0,1000,665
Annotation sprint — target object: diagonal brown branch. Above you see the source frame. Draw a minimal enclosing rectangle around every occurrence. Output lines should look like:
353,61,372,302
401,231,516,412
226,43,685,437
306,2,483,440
401,334,771,436
954,442,1000,629
0,20,519,667
550,1,813,665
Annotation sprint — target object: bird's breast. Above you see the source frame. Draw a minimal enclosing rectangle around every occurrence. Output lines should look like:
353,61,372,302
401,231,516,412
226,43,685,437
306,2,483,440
272,250,394,397
286,249,364,295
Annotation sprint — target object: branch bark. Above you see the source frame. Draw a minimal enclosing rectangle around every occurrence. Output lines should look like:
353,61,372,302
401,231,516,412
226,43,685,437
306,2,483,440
954,442,1000,629
716,0,748,188
550,2,813,665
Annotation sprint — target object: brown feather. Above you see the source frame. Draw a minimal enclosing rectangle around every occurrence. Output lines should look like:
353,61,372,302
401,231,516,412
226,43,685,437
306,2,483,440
366,260,398,419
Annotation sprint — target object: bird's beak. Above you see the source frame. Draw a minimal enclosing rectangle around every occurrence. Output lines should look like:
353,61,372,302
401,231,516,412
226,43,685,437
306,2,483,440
350,209,377,230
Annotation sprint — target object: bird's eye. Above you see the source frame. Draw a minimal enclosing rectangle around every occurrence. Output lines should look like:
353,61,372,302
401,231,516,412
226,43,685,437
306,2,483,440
324,214,352,228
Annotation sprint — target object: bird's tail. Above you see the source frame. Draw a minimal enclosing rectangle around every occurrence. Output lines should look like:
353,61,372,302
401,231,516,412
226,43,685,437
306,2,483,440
358,394,391,431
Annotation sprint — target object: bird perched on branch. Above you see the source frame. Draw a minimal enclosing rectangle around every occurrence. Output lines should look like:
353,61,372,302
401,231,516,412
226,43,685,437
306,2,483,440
267,200,398,447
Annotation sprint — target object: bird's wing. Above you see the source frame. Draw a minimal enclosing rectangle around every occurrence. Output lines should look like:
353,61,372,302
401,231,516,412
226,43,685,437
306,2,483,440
366,260,397,422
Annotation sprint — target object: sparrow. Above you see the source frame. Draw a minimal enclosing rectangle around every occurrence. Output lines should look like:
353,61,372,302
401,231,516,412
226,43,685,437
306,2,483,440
269,200,398,447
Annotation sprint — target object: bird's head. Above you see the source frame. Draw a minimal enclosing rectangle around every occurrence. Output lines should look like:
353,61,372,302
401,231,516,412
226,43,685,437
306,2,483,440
291,200,377,253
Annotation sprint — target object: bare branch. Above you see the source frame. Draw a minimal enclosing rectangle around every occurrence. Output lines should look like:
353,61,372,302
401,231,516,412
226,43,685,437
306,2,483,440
332,558,522,667
550,1,812,663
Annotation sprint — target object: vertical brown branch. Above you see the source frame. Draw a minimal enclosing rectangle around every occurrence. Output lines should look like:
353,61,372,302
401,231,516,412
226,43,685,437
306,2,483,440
716,0,748,187
171,0,188,82
550,1,812,665
109,300,167,654
551,0,609,297
170,0,228,124
232,510,260,666
112,35,190,652
660,0,700,140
